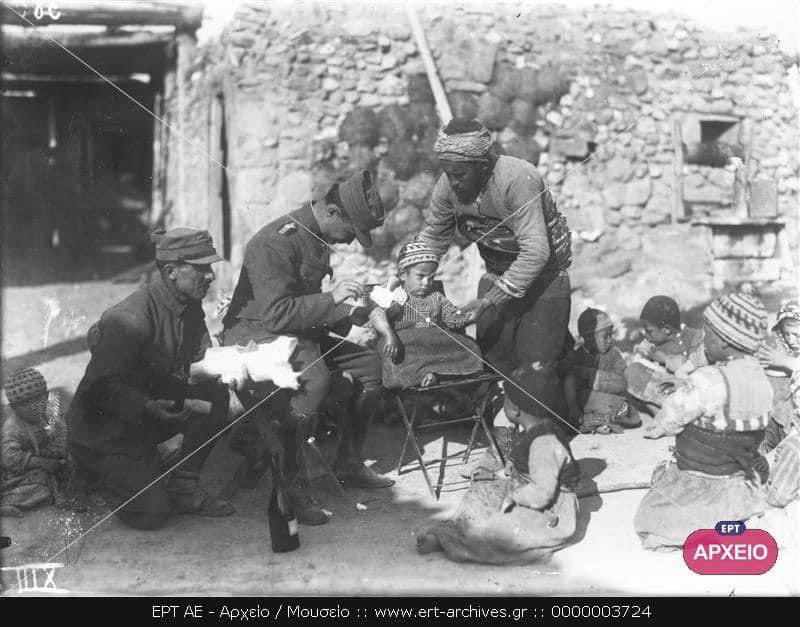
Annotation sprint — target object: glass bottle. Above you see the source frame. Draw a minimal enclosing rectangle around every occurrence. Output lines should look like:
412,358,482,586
267,455,299,553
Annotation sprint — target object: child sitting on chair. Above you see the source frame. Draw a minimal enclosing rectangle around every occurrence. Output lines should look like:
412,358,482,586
563,308,640,434
627,295,706,415
757,301,800,453
368,241,484,390
1,368,69,517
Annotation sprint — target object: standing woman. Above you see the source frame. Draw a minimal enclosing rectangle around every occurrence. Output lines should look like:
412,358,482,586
415,118,574,429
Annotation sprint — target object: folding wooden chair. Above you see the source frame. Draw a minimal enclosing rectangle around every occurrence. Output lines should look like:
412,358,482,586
393,372,505,499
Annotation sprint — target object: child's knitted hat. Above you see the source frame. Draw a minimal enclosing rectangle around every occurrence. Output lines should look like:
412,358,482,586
397,241,440,270
4,368,48,405
703,291,767,354
640,296,681,329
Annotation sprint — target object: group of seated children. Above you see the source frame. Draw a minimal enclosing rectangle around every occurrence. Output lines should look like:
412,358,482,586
634,291,800,551
561,295,706,435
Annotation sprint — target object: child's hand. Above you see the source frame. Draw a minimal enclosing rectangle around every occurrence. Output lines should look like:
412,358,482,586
646,347,668,364
383,337,400,363
643,423,667,439
757,345,792,371
657,379,678,395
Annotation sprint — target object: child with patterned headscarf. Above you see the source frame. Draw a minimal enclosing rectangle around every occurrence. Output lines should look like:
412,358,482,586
627,295,707,415
1,368,69,517
634,291,772,551
368,241,484,389
562,308,641,434
757,300,800,453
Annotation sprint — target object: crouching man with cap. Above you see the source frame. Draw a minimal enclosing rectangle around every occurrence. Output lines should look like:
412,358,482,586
66,229,234,530
221,170,394,526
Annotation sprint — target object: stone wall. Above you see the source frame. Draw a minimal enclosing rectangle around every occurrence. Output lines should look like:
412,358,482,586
159,1,799,329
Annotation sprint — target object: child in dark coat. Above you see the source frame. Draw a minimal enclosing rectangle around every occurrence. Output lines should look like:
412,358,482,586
563,308,640,434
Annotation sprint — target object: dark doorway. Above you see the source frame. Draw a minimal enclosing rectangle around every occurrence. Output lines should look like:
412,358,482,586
1,77,156,285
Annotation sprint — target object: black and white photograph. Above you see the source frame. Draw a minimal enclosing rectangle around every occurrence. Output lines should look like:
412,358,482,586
0,0,798,599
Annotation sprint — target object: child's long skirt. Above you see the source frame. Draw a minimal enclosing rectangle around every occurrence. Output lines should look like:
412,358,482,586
380,326,484,390
634,461,766,551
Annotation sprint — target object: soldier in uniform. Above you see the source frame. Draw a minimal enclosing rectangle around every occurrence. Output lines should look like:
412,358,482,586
66,229,235,530
221,170,394,526
416,118,575,437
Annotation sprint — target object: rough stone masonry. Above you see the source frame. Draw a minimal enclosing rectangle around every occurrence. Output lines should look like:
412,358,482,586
157,2,799,333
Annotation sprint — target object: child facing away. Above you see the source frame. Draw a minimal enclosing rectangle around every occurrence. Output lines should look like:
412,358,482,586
1,368,69,517
562,308,641,434
367,241,484,390
415,381,580,565
757,300,800,453
627,295,706,414
634,291,772,551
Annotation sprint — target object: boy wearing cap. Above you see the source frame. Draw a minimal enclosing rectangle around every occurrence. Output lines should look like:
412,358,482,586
221,170,392,526
634,291,772,551
627,295,706,414
66,228,234,530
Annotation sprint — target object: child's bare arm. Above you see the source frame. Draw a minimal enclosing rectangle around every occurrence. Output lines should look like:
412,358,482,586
368,307,401,362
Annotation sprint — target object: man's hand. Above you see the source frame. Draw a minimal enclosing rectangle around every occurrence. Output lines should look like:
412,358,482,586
146,399,192,423
463,297,493,326
331,279,365,304
383,335,401,363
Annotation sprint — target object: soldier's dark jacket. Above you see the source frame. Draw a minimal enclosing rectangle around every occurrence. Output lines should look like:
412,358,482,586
66,273,210,456
222,203,353,341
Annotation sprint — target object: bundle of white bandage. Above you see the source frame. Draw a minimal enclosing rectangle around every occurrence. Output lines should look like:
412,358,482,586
190,335,301,390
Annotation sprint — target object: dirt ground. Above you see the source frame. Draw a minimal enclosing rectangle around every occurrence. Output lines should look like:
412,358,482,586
1,279,798,596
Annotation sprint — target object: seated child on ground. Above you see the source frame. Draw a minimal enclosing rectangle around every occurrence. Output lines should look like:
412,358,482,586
627,295,706,414
634,291,772,551
1,368,69,517
368,242,484,390
757,300,800,453
562,308,640,434
415,382,579,565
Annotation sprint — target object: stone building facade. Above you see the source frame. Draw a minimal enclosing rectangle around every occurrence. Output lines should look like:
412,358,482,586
155,2,799,331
